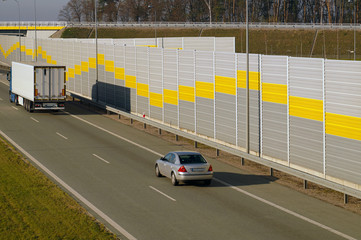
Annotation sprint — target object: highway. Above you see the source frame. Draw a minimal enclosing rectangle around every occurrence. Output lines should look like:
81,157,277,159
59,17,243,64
0,73,360,240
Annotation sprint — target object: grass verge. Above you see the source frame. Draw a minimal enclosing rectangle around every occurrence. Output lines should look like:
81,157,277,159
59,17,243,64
60,27,361,60
0,136,118,240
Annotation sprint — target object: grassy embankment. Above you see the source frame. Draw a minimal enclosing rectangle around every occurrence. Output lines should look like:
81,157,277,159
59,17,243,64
61,27,361,60
0,136,117,240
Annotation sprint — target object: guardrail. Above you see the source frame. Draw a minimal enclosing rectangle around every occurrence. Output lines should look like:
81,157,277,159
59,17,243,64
0,21,360,30
68,21,361,29
0,21,67,27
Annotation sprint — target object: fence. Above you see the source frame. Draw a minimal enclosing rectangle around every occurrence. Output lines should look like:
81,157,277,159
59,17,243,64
1,35,361,198
2,21,360,30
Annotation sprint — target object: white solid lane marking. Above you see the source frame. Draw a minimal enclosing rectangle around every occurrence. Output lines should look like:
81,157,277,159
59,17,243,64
0,130,137,240
68,113,357,240
30,117,39,123
12,106,18,110
92,154,110,164
149,186,176,202
0,80,9,86
56,132,68,140
213,178,357,240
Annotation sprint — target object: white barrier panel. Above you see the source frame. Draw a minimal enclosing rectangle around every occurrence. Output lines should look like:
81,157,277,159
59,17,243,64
1,35,361,198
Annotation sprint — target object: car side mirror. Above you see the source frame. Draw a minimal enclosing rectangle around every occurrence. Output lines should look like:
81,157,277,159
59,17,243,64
6,73,10,81
161,157,166,161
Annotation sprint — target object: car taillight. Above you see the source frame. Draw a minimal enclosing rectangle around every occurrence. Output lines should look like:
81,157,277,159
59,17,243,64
178,166,187,172
208,165,213,172
35,104,41,108
58,103,64,107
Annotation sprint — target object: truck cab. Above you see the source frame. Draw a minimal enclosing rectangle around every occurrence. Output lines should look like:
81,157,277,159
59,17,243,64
7,68,16,103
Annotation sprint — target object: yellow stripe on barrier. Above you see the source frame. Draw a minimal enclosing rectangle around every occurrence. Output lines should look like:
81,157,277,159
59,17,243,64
179,85,195,103
26,26,65,30
0,26,21,30
98,54,104,65
262,83,287,105
46,56,52,64
136,45,157,48
137,83,149,97
75,65,81,75
0,26,26,30
289,96,323,122
215,75,236,96
26,49,33,56
68,68,75,78
81,61,89,72
326,113,361,141
0,26,64,30
125,75,136,89
37,46,42,56
0,45,4,55
164,89,178,105
89,58,96,69
150,92,163,108
237,70,260,90
105,60,114,72
115,67,125,80
196,81,214,99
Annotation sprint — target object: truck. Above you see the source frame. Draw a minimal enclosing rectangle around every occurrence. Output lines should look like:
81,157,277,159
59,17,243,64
8,62,66,112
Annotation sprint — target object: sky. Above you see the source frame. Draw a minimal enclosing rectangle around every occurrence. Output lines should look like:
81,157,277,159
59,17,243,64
0,0,69,21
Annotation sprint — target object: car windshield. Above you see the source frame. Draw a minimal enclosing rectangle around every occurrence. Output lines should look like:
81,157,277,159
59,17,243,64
179,154,207,164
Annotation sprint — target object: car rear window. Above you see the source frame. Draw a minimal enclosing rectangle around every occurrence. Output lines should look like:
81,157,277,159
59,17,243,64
179,154,207,164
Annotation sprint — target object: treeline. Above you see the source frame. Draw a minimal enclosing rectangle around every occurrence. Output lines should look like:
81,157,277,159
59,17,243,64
58,0,359,24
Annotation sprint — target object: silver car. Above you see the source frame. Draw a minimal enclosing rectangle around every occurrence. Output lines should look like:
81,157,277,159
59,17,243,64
155,151,213,186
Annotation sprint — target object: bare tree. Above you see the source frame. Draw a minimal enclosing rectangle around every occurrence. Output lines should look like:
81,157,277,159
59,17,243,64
67,0,84,22
58,4,73,21
81,0,95,22
59,0,360,24
202,0,212,23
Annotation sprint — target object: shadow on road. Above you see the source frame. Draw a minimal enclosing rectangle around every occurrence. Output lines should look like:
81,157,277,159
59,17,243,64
213,172,276,187
178,172,276,188
60,82,131,116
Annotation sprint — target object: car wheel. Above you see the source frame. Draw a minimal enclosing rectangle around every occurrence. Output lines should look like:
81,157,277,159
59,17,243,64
171,172,178,186
204,180,212,186
155,164,162,177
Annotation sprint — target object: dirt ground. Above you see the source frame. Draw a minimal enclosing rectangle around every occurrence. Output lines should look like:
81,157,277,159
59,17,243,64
74,100,361,216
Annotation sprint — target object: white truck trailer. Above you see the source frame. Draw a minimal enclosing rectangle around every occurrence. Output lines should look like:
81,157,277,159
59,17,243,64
9,62,66,112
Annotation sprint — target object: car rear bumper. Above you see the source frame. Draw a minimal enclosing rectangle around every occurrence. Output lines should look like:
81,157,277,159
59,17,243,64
177,172,213,181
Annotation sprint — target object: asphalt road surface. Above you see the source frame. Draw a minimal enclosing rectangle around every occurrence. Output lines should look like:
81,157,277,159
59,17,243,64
0,73,360,240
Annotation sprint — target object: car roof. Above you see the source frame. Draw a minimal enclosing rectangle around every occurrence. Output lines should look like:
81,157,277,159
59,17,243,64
171,151,202,156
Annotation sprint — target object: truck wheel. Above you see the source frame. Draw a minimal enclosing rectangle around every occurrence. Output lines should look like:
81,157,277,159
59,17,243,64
9,92,12,103
29,101,33,112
